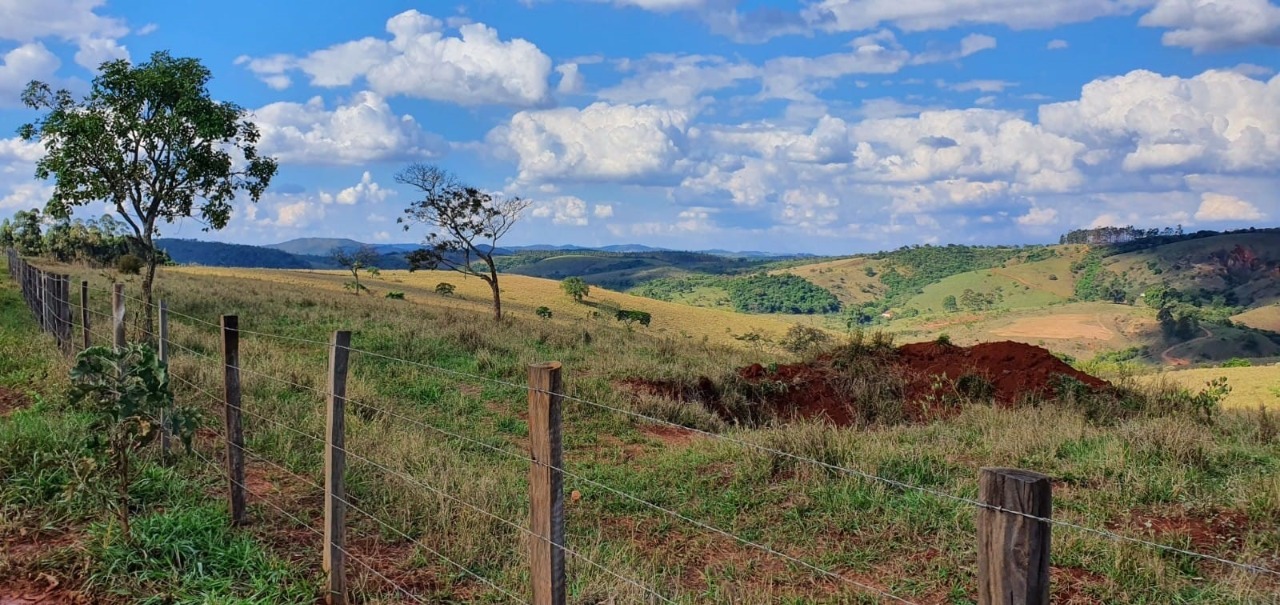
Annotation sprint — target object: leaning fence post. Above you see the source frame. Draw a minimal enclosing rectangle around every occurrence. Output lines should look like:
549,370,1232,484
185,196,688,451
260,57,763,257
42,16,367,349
112,283,126,350
528,361,566,605
81,280,91,350
324,330,352,605
158,300,170,460
978,467,1052,605
221,315,246,526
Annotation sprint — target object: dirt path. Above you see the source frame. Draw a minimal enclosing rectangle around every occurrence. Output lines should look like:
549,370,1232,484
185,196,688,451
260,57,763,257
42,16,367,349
993,269,1035,289
1160,326,1214,366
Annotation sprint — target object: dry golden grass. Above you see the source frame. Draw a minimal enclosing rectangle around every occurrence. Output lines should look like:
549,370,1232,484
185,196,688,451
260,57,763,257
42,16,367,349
1233,304,1280,332
168,266,802,346
1152,364,1280,409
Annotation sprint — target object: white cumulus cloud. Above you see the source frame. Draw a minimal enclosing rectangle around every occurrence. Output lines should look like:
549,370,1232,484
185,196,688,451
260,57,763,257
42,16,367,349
1194,192,1266,221
0,43,61,107
320,172,393,205
238,10,553,107
492,102,690,184
253,91,444,166
1140,0,1280,52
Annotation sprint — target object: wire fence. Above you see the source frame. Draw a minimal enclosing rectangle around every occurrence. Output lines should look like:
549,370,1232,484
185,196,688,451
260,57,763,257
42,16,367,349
7,250,1280,605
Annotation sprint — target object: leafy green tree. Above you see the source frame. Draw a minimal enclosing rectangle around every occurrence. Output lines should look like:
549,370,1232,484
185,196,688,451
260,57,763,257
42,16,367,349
435,282,456,296
19,51,278,340
942,295,959,313
535,306,553,319
561,276,590,302
6,209,47,255
68,344,200,539
332,245,380,295
396,163,530,320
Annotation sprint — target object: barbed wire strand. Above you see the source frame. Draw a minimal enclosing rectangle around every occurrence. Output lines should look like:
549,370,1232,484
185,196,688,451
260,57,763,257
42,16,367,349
186,446,434,605
220,438,526,604
175,365,916,601
174,372,670,604
106,287,1280,579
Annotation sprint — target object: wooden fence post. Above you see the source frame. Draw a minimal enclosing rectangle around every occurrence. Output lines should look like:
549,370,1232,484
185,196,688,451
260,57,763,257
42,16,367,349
221,315,246,526
528,361,566,605
978,467,1052,605
158,300,170,460
112,283,126,350
81,280,90,350
41,272,51,334
324,330,352,605
58,275,71,354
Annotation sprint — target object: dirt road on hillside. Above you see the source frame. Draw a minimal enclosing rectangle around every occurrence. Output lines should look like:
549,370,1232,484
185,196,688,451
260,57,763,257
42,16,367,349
1160,326,1214,366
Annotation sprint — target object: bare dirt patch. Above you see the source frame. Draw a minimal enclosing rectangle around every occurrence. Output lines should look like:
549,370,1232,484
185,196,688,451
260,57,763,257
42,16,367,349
0,388,30,417
1115,507,1256,556
992,314,1116,341
623,341,1110,428
641,424,699,446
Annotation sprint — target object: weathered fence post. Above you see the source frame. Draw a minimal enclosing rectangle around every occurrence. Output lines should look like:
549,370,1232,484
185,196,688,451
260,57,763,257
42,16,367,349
58,275,71,354
112,283,126,350
324,330,352,605
221,315,246,526
528,361,566,605
81,280,90,350
158,300,170,460
41,272,51,334
978,467,1052,605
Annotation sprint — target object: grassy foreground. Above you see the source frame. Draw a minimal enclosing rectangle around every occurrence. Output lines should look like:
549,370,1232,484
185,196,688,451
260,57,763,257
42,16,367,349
3,259,1280,603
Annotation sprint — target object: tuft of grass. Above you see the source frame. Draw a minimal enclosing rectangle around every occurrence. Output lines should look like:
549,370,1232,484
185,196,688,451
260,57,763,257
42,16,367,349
87,504,315,604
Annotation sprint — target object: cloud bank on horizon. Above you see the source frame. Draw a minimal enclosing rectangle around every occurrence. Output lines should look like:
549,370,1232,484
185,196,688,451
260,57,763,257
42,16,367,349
0,0,1278,254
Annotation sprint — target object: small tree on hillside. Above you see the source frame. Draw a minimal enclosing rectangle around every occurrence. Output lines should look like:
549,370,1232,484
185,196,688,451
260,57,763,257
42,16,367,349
942,294,959,313
395,163,530,321
332,245,380,295
561,276,590,302
19,51,277,341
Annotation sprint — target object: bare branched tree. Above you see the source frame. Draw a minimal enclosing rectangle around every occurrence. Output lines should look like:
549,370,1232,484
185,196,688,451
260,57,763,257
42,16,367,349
395,163,531,320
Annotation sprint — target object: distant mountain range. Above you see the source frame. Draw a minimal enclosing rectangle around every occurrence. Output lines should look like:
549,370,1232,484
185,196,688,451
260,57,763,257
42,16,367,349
155,237,807,272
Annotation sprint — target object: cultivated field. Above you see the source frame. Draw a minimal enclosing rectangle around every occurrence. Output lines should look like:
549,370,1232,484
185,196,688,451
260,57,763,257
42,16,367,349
3,259,1279,603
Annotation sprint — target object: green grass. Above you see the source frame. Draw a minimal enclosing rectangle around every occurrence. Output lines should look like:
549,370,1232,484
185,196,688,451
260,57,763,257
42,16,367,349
0,258,316,603
6,257,1280,603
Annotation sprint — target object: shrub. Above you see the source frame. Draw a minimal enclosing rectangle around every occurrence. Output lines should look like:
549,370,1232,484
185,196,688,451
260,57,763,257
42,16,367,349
779,325,832,356
955,372,996,400
435,282,456,296
116,254,143,275
615,309,651,327
935,333,953,346
535,306,552,320
1047,274,1058,281
69,344,200,537
1220,357,1252,368
385,291,405,300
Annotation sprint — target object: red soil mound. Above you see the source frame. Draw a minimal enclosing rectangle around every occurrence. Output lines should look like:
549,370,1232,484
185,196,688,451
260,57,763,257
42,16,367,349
895,341,1109,404
621,340,1111,428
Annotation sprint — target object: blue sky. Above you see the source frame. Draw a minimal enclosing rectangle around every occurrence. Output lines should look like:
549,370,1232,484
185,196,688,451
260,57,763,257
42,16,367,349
1,0,1278,254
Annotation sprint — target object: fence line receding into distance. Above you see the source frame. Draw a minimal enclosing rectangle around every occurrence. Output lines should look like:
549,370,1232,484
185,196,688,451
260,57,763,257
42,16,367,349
6,248,1279,605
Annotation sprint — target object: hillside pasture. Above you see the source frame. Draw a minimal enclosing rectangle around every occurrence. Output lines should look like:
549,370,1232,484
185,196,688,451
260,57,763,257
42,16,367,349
1233,303,1280,332
1151,364,1280,409
169,266,801,346
774,256,886,305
